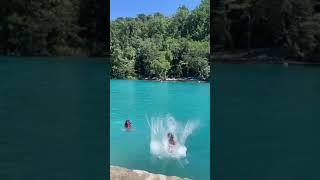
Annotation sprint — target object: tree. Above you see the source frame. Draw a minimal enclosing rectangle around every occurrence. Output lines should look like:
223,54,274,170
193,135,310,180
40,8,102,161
182,40,210,79
110,0,210,79
0,0,98,56
150,51,171,79
168,6,190,38
187,0,210,41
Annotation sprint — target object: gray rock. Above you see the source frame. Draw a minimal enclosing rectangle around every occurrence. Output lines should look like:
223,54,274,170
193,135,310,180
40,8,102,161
110,166,190,180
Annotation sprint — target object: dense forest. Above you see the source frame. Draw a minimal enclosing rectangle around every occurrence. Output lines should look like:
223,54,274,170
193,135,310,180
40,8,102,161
111,0,210,80
3,0,317,70
213,0,320,62
0,0,106,57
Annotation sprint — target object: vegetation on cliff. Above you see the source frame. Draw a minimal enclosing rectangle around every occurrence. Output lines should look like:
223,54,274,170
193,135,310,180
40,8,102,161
111,0,210,80
213,0,320,62
0,0,105,56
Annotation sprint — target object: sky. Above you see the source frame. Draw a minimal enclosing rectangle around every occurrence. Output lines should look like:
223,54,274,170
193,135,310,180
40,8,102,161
111,0,202,20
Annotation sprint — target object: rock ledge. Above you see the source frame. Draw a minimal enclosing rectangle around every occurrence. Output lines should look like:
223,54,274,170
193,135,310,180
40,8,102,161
110,166,190,180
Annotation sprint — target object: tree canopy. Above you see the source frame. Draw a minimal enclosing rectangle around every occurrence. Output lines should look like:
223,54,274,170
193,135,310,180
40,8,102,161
111,0,210,80
0,0,104,56
213,0,320,61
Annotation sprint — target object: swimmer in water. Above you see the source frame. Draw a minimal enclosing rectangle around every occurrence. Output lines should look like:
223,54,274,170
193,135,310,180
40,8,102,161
124,120,131,129
167,133,176,145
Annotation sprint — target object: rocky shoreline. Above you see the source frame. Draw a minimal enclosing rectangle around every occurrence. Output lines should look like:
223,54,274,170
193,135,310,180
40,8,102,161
213,48,320,65
110,166,190,180
141,77,208,83
111,77,209,82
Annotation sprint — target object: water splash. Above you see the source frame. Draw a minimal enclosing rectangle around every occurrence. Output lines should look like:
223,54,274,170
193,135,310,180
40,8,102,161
147,114,198,160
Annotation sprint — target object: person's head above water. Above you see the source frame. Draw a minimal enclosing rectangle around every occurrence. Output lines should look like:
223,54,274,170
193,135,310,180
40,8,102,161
124,120,131,128
167,133,176,145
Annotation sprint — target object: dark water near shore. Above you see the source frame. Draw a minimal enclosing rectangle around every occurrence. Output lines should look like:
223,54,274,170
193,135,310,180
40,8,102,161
0,57,108,180
213,64,320,180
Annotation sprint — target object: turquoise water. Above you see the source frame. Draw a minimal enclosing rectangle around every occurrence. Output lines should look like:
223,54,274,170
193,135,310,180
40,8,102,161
0,58,108,180
110,80,210,180
213,64,320,180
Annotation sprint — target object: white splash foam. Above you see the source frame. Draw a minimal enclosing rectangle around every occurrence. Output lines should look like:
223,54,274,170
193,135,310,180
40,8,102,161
147,114,198,159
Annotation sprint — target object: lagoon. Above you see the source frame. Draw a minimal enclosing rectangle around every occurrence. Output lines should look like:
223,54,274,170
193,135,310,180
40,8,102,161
0,57,108,180
110,80,210,180
213,64,320,180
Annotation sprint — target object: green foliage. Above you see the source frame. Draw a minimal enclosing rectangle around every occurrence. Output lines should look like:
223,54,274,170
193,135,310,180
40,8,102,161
0,0,99,56
186,0,210,41
214,0,320,61
183,41,210,79
149,51,171,80
111,0,210,80
168,6,190,38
